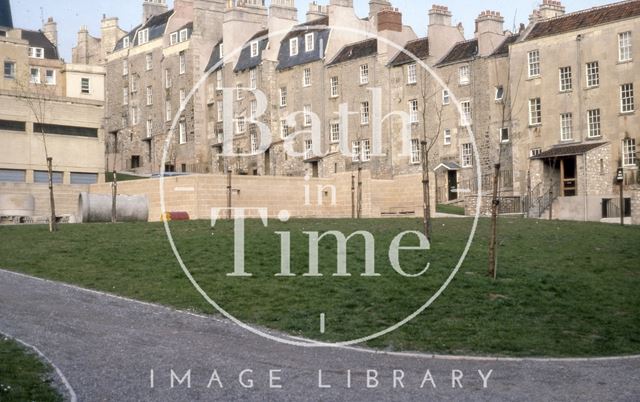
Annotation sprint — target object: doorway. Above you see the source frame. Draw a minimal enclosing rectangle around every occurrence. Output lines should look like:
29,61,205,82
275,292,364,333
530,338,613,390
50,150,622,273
560,156,577,197
448,170,458,201
264,149,271,176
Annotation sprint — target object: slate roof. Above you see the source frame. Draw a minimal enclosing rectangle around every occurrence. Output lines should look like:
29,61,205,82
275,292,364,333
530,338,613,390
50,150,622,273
234,29,269,72
21,30,59,59
526,0,640,41
205,40,224,72
388,37,430,67
531,142,607,160
327,38,377,66
113,9,174,52
436,39,478,66
277,17,330,71
491,34,520,57
0,0,13,28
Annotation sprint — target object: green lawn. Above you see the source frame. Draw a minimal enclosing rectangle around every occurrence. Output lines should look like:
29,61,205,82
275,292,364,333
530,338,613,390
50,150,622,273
0,218,639,357
436,204,466,215
105,172,148,182
0,337,63,402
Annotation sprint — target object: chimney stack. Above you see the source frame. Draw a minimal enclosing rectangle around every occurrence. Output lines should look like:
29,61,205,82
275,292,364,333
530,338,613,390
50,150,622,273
143,0,168,22
377,7,402,32
369,0,391,20
530,0,565,22
329,0,353,8
475,10,505,56
270,0,297,21
43,17,58,47
306,1,327,21
428,5,465,62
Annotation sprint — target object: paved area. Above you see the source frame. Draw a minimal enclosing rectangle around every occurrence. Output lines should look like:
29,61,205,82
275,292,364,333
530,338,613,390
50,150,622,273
0,269,638,401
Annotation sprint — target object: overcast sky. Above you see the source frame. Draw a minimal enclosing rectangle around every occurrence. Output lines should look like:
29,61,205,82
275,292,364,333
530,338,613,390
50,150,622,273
11,0,607,61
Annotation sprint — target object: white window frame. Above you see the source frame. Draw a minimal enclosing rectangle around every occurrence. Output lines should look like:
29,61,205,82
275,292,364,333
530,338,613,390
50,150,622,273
460,100,472,125
81,77,90,94
495,86,504,101
179,51,186,75
459,65,470,85
352,141,361,162
560,113,573,141
165,69,172,89
216,70,223,90
330,122,340,143
44,69,56,85
122,59,129,76
166,101,172,122
249,68,257,90
250,41,259,58
250,100,257,120
330,76,339,98
145,53,153,71
146,86,153,106
618,31,632,62
360,64,369,85
528,50,540,78
146,119,153,138
622,138,637,167
170,32,179,46
30,67,40,84
303,67,311,87
304,139,313,160
500,127,510,143
131,106,139,125
217,103,223,122
621,83,635,113
303,105,312,127
122,37,130,49
236,83,243,101
123,87,129,105
131,77,138,93
137,28,149,46
4,61,16,79
235,115,246,134
289,38,299,56
360,101,370,125
279,87,287,107
407,63,417,85
362,139,371,162
28,47,44,59
410,139,421,164
179,89,186,106
587,109,601,138
461,143,473,168
409,99,419,124
250,132,258,154
530,148,543,158
586,61,599,88
529,98,542,126
179,28,188,43
444,129,452,145
559,66,572,92
442,90,450,105
305,33,315,52
179,121,187,144
280,119,289,138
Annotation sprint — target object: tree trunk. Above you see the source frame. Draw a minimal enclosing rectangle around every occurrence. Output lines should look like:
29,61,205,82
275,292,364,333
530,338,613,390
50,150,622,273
226,162,232,220
351,173,356,219
111,170,118,223
47,157,57,233
422,141,431,241
357,165,362,219
488,163,501,279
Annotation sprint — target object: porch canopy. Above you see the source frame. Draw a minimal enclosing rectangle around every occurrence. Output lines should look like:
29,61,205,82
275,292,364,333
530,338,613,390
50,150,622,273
531,142,607,160
433,161,461,172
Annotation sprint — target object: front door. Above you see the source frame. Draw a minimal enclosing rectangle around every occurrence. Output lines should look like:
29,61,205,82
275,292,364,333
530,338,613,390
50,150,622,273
561,157,577,197
264,149,271,176
448,170,458,201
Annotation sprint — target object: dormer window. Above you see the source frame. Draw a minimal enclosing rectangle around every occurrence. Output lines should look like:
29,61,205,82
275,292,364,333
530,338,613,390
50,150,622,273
138,28,149,46
179,29,188,43
290,38,299,57
28,47,44,59
122,37,130,49
170,32,178,46
305,33,315,52
250,41,259,58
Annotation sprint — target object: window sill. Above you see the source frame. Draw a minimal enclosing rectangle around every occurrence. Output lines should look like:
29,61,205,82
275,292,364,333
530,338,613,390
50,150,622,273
527,75,541,81
459,82,470,87
407,82,417,86
529,124,542,128
585,85,599,91
617,59,633,65
559,90,573,94
620,111,635,116
585,136,602,141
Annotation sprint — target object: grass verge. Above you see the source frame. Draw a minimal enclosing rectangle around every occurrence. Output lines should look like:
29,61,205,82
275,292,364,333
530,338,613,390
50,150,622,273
0,218,639,357
436,204,466,216
0,336,63,402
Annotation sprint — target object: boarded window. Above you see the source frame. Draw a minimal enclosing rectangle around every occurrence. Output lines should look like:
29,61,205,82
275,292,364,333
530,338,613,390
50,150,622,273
33,123,98,138
34,171,64,184
70,172,98,185
0,119,26,132
0,169,26,182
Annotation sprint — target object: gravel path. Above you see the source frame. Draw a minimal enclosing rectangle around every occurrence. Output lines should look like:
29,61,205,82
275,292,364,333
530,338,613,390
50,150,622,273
0,269,638,401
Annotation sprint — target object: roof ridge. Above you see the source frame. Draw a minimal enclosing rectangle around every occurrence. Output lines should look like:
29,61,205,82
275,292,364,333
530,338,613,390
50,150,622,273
536,0,639,23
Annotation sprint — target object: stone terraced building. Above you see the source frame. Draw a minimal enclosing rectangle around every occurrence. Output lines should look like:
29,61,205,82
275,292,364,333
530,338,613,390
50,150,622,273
75,0,640,223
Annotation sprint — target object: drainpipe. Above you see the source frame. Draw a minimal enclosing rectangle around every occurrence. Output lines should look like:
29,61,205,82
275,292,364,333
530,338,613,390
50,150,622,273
583,153,588,222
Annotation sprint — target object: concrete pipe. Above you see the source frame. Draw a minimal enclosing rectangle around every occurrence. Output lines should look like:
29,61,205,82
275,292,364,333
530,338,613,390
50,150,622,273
0,194,35,217
76,192,149,223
